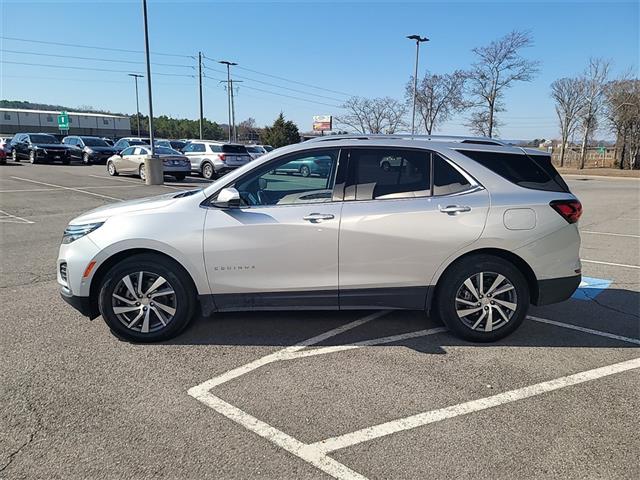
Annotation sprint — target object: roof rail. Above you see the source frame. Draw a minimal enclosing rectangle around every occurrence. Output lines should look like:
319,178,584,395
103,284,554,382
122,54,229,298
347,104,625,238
304,134,506,146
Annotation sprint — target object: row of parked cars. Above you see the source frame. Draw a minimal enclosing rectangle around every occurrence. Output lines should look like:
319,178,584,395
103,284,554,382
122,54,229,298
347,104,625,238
0,133,273,181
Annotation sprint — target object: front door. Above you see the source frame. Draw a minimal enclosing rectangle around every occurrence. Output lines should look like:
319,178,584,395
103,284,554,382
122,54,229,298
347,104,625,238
338,148,489,309
203,148,343,310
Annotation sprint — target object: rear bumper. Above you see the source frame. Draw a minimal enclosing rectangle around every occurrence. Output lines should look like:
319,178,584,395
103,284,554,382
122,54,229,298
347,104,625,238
534,274,581,306
60,286,98,319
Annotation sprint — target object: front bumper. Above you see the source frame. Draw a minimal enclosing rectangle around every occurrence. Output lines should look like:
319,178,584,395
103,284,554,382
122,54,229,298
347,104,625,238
60,286,98,319
534,274,581,306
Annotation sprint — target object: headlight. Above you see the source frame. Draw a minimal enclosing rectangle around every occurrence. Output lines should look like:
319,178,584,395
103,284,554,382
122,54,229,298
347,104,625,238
62,222,104,244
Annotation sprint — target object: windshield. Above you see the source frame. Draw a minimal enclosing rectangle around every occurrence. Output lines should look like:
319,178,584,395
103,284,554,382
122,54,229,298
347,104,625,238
263,145,274,152
222,144,248,154
155,147,181,155
155,140,172,148
30,134,60,144
83,138,109,147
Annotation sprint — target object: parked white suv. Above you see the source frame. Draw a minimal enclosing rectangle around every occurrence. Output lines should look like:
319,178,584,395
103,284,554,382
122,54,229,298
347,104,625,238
182,140,252,179
58,135,582,343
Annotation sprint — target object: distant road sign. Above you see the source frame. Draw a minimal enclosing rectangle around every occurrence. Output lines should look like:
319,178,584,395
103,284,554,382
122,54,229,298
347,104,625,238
57,112,69,130
598,146,606,154
313,115,332,132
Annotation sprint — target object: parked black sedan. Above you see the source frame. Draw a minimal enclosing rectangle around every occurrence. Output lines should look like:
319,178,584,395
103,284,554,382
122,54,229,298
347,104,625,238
62,136,119,164
10,133,72,164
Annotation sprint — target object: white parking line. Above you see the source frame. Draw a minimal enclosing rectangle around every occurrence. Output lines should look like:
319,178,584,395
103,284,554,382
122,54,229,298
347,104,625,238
0,185,144,193
582,231,640,239
10,176,122,201
527,316,640,345
310,356,640,454
88,174,187,190
582,259,640,270
0,209,35,224
189,311,640,480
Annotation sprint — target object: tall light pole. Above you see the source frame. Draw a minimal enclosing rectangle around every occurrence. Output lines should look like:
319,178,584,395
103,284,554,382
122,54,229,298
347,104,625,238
198,51,204,140
128,73,143,137
219,60,237,142
407,34,429,136
141,0,162,185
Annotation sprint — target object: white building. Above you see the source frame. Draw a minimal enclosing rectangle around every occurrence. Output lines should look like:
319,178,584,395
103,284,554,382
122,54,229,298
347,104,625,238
0,108,131,138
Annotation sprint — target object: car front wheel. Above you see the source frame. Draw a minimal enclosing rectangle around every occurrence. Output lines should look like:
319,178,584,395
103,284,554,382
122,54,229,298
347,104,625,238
29,150,38,164
98,254,196,342
83,153,91,165
107,160,118,176
201,162,214,180
435,255,529,342
12,150,18,162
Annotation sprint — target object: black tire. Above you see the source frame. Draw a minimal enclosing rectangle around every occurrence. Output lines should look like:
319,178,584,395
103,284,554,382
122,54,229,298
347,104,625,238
98,254,196,343
201,161,215,180
12,150,18,162
300,165,311,177
107,160,118,176
435,254,530,342
29,150,38,164
173,173,186,181
83,152,91,165
381,161,391,172
62,157,70,165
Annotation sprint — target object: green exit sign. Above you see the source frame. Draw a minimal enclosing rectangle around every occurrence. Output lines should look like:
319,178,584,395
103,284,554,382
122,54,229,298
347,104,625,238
57,112,69,130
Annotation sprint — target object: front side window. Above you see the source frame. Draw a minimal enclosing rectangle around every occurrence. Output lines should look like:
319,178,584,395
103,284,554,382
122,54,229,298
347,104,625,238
233,149,339,207
345,148,431,200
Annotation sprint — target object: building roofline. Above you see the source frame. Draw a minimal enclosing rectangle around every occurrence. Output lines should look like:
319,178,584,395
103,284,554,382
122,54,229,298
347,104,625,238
0,107,128,119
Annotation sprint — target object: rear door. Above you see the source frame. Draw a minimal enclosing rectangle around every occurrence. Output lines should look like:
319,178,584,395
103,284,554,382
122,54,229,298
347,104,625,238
338,148,489,309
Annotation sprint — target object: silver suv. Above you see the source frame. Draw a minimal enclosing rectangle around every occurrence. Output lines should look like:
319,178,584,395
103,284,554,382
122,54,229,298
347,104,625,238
182,140,252,179
58,135,582,343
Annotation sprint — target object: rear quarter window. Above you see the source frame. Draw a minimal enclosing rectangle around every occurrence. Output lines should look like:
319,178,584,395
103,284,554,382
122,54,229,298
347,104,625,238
457,150,569,193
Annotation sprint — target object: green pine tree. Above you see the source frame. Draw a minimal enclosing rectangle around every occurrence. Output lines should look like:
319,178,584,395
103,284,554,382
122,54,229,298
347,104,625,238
261,113,300,148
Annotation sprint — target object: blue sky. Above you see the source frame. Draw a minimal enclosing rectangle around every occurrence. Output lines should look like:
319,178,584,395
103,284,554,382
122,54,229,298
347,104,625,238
1,0,638,139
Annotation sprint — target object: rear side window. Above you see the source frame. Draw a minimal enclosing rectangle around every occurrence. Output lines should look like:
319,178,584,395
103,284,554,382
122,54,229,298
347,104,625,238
433,155,471,196
222,144,248,154
345,148,431,200
458,150,568,192
209,144,222,153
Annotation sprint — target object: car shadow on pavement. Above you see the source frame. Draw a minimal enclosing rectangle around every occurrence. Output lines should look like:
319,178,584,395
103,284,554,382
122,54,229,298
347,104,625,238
165,288,640,354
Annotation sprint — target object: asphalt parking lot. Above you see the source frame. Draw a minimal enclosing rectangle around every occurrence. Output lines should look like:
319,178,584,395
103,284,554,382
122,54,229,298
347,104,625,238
1,160,639,479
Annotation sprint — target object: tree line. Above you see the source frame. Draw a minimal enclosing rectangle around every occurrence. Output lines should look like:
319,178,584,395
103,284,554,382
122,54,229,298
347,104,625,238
335,30,639,169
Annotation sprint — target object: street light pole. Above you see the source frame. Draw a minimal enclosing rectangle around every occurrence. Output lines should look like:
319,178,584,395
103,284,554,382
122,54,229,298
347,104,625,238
128,73,143,137
219,60,237,143
198,51,204,140
406,34,429,137
141,0,162,185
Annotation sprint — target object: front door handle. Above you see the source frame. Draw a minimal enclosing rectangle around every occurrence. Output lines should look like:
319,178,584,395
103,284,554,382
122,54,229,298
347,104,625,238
439,204,472,215
303,213,335,222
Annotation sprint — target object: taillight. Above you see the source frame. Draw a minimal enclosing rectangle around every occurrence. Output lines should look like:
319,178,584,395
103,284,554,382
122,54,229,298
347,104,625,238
219,154,226,161
550,200,582,224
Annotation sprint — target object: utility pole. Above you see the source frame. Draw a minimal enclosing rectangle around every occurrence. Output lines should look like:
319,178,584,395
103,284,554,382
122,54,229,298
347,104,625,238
219,60,237,142
141,0,162,185
198,51,204,140
229,79,243,142
128,73,143,137
406,34,429,137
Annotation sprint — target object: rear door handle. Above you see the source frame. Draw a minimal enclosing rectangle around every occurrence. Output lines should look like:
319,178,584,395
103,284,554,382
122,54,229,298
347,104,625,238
439,204,472,215
303,213,335,222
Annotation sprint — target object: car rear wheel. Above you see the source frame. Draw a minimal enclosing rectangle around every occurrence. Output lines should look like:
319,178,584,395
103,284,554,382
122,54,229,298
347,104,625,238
139,164,146,181
83,152,91,165
300,165,311,177
201,162,214,180
435,255,529,342
98,254,196,342
173,173,186,181
12,150,18,162
107,160,118,176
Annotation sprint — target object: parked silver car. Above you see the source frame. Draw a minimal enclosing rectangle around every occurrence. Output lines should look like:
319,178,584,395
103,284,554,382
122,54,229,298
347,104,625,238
106,145,191,181
182,141,252,179
58,135,582,343
245,144,268,160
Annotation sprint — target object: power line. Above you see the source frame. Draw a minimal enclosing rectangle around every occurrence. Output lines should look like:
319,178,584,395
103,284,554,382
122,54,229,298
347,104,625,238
203,76,341,109
0,35,194,59
0,49,194,69
1,60,195,77
203,64,344,103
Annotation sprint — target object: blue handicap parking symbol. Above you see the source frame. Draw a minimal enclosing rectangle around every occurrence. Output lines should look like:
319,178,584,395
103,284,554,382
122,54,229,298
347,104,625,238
572,276,612,301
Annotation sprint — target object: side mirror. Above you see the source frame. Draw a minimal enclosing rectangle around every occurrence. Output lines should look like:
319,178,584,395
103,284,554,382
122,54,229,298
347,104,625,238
213,187,241,209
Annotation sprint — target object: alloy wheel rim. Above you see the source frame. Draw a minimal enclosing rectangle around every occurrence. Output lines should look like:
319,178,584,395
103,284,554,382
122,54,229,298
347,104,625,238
204,164,212,178
140,165,146,180
108,162,115,174
454,271,518,332
111,271,177,334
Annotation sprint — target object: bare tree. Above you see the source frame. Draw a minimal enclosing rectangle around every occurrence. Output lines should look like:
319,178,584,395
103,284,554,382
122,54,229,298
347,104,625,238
468,30,540,138
406,70,469,135
550,77,585,167
467,109,502,137
605,77,640,169
577,58,611,169
336,97,407,134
